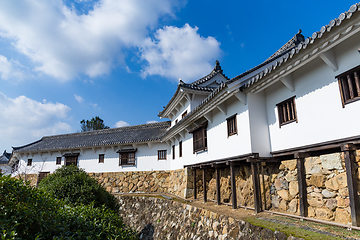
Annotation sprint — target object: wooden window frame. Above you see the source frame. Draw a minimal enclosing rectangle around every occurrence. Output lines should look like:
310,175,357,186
179,141,182,158
172,145,175,160
182,111,188,119
56,157,62,165
158,150,167,160
99,154,105,163
276,96,297,127
336,65,360,107
64,153,80,166
117,149,136,166
190,122,208,154
226,114,237,137
27,159,32,166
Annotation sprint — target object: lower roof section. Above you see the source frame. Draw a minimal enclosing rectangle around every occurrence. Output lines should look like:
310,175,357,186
13,121,171,153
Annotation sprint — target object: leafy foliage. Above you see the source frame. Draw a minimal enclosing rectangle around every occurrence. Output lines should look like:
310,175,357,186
80,116,109,132
38,165,119,212
0,174,136,240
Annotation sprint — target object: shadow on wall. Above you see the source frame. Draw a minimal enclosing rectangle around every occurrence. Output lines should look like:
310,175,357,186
138,223,155,240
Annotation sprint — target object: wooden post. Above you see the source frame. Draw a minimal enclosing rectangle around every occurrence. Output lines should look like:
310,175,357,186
294,152,309,217
341,143,360,226
261,162,267,210
251,160,262,213
202,168,207,203
216,167,221,205
230,163,237,209
193,168,197,200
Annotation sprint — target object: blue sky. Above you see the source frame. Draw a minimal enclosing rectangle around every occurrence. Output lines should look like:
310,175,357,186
0,0,357,152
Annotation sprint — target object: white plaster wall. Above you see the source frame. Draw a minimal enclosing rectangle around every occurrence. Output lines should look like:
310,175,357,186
12,142,172,175
171,101,191,127
266,32,360,151
79,143,171,172
0,165,11,175
169,96,252,170
247,92,271,156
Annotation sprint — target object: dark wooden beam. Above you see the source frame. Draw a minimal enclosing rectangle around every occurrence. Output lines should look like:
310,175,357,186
230,163,237,209
294,151,309,217
261,162,267,210
341,143,360,226
193,168,197,200
203,168,207,203
251,160,262,213
216,167,221,205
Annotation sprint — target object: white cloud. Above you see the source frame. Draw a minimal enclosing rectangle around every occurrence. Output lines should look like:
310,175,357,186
0,92,72,151
0,55,25,80
0,0,180,81
139,24,221,82
74,94,84,103
146,120,158,124
115,120,129,128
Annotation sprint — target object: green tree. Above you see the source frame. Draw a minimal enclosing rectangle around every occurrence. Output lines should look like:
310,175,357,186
0,173,136,239
80,116,109,132
38,165,119,212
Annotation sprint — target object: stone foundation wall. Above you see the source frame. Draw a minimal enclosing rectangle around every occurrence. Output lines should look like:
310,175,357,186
15,173,38,186
89,169,192,198
268,152,356,225
204,164,256,208
117,195,290,240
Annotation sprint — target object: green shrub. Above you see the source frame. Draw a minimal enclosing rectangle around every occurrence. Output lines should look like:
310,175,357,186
0,174,136,240
38,165,119,212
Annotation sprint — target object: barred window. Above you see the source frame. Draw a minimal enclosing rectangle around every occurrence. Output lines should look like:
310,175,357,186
227,114,237,136
191,122,207,153
172,145,175,160
119,152,135,166
56,157,62,165
158,150,167,160
337,65,360,107
27,159,32,166
276,96,297,127
179,141,182,158
99,154,105,163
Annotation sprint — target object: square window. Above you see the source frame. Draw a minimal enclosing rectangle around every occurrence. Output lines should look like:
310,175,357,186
227,114,237,136
27,159,32,166
56,157,61,165
158,150,167,160
336,65,360,107
99,154,104,163
276,96,297,127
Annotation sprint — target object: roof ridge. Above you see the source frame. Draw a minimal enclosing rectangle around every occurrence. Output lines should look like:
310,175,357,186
228,30,305,84
265,30,305,62
189,60,229,86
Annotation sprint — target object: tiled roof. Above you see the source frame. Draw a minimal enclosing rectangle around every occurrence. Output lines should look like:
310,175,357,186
227,30,305,84
240,3,360,89
13,121,171,153
179,80,216,92
158,61,227,117
0,150,10,164
188,60,229,86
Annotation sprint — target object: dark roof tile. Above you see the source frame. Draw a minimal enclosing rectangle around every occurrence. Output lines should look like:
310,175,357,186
13,121,171,153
